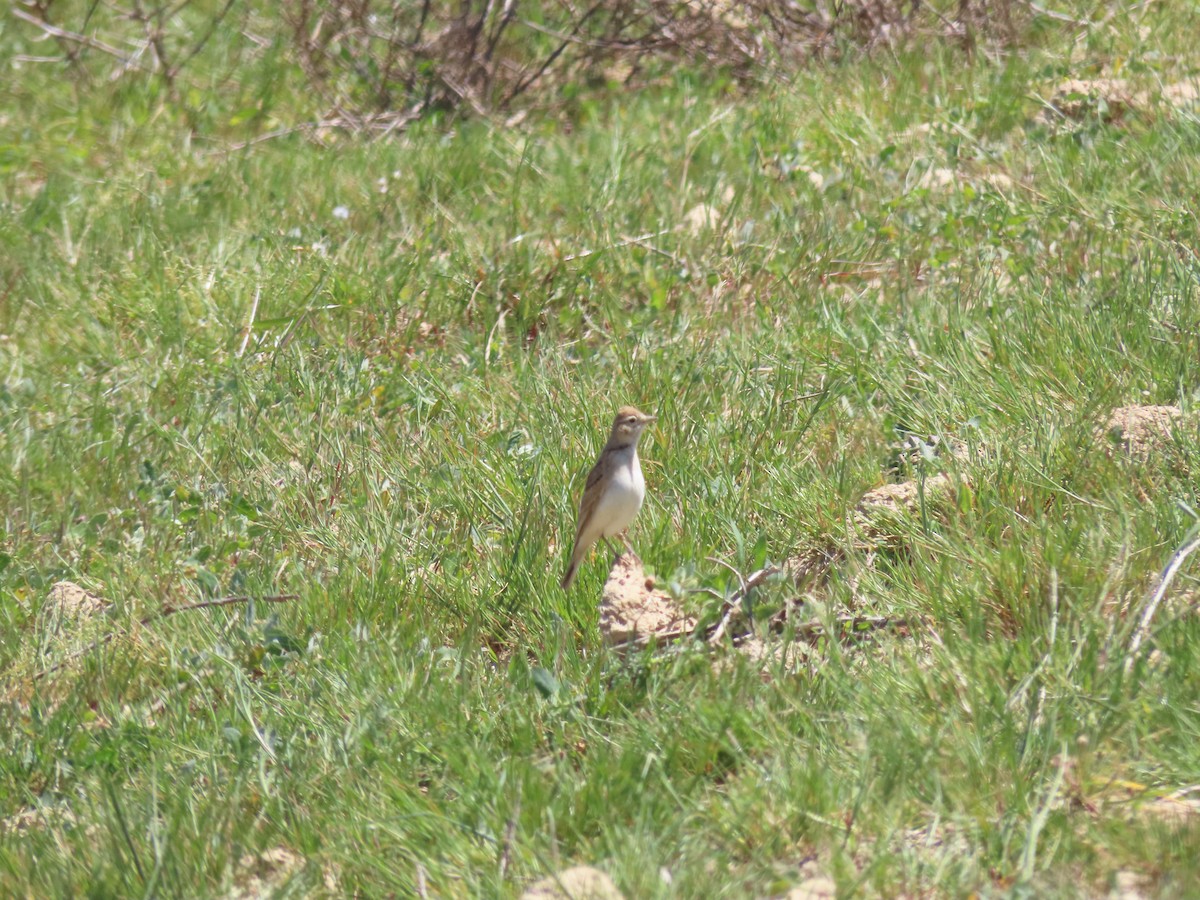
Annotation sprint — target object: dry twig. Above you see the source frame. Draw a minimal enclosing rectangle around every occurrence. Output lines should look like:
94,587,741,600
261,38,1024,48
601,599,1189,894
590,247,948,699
781,613,909,644
12,6,141,66
1125,526,1200,675
33,593,298,681
705,559,778,645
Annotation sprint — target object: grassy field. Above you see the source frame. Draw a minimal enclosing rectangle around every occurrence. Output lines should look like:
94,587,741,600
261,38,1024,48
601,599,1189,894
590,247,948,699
3,2,1200,897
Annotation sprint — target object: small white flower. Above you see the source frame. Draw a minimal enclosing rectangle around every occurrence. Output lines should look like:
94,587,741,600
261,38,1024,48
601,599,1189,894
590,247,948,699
332,205,350,220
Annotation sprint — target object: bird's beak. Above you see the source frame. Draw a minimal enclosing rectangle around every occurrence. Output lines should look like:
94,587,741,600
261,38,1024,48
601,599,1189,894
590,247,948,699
644,414,658,423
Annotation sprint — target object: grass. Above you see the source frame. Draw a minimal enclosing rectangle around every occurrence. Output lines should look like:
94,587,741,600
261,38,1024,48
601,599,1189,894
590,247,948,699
3,2,1200,896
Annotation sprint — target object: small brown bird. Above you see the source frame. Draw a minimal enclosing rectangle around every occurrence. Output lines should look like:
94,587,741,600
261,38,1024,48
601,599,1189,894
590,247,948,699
560,406,656,589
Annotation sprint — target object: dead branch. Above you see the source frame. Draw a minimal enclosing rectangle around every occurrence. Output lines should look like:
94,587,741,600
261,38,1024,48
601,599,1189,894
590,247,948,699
1124,527,1200,675
503,0,606,105
561,228,673,262
604,551,911,654
706,560,778,645
790,613,910,642
158,594,298,617
169,0,239,79
211,107,424,153
11,6,142,67
18,0,1038,135
611,610,909,653
33,593,299,681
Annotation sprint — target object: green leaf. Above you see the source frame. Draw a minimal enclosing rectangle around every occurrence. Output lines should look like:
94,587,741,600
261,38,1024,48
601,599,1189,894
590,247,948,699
194,567,220,596
263,623,306,655
531,667,559,700
229,494,260,520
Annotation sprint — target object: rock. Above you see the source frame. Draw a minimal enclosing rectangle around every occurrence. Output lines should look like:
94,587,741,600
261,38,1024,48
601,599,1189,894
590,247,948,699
522,866,624,900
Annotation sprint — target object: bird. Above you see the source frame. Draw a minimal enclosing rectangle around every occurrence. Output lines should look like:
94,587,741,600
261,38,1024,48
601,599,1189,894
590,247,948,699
560,406,657,589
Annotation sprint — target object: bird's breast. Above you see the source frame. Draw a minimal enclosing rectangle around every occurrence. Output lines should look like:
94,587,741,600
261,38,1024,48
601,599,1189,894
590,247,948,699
595,455,645,538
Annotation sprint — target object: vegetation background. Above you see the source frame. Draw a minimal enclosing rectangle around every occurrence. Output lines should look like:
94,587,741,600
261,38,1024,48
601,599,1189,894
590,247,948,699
2,0,1199,896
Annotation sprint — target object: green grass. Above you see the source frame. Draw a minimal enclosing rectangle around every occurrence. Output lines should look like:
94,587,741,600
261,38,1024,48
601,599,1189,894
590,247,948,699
3,3,1200,897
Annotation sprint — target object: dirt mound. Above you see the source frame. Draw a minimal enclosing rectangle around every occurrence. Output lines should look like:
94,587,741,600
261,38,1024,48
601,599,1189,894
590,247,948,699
1100,405,1183,456
599,554,695,647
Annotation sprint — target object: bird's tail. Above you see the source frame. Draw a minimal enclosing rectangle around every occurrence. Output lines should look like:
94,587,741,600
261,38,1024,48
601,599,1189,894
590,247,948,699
561,537,586,589
560,558,579,590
